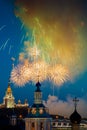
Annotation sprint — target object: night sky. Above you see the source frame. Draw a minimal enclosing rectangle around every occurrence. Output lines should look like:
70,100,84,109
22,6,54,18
0,0,87,118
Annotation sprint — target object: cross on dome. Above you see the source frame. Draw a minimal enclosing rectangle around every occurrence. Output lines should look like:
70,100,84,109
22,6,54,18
73,97,79,110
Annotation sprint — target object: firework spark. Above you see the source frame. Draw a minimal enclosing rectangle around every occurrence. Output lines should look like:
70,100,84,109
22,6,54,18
10,62,32,86
31,60,48,82
48,64,70,86
20,35,25,44
0,25,6,31
9,45,12,55
14,0,87,81
0,44,4,51
10,60,48,86
20,23,24,30
3,38,10,50
29,46,40,61
10,57,70,87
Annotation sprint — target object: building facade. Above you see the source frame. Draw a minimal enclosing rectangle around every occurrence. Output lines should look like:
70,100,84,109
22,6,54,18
0,80,29,109
25,81,52,130
3,81,15,108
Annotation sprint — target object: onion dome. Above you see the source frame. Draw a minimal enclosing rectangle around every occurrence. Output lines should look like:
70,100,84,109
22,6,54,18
70,110,81,124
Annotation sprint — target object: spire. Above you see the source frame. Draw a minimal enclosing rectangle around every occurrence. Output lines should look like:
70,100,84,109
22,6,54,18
35,75,41,92
34,81,42,104
35,81,41,92
3,78,15,108
73,97,79,111
7,78,12,93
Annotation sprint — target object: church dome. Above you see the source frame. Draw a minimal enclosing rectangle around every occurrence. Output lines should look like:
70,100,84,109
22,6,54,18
70,110,81,124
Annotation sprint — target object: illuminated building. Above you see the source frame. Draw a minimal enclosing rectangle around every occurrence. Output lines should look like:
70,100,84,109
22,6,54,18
0,80,29,109
3,80,15,108
0,80,29,130
25,81,52,130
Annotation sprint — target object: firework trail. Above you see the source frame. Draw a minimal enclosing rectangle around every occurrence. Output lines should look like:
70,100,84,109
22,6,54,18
3,38,10,50
0,44,4,51
11,57,15,68
14,0,87,81
20,35,25,44
0,39,10,51
0,25,6,31
9,45,12,55
10,0,87,86
20,23,24,30
10,44,71,86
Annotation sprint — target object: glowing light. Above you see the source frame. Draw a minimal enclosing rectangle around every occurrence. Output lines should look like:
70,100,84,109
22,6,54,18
20,35,25,44
10,62,32,86
10,1,86,87
10,57,70,87
8,45,12,55
0,44,4,51
3,38,10,50
31,60,48,82
10,59,48,86
29,46,40,61
20,23,24,30
11,57,15,62
14,0,87,81
48,64,70,86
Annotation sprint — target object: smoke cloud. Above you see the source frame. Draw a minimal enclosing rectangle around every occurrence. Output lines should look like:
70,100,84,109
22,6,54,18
43,95,87,118
14,0,87,82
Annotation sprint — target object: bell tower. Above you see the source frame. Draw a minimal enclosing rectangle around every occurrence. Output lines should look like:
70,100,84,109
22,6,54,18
34,81,42,104
25,81,52,130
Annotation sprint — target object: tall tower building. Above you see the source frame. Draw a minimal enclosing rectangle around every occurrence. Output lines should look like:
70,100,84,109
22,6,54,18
25,81,52,130
70,97,81,130
3,80,15,108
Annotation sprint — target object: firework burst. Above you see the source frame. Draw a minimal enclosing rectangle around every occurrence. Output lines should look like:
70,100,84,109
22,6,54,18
29,45,40,61
10,62,32,86
10,58,70,87
31,60,48,82
48,64,70,86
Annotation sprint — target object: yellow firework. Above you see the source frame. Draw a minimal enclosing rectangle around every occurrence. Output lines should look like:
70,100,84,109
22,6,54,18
31,60,48,82
10,62,32,86
10,56,71,86
48,64,70,86
29,46,40,59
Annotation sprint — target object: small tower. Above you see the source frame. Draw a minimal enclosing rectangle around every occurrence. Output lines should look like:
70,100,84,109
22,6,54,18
25,81,52,130
70,97,81,130
3,80,15,108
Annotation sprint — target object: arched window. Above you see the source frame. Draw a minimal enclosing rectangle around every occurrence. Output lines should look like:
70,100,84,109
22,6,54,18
47,122,51,130
31,122,35,130
40,122,44,130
